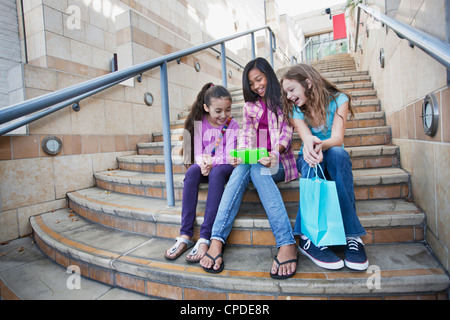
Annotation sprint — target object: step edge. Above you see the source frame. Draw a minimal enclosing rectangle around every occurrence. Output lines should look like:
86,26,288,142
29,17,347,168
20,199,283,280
30,213,449,297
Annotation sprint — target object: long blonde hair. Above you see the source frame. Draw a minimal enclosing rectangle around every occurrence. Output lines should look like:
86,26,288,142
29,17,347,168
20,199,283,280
281,64,355,129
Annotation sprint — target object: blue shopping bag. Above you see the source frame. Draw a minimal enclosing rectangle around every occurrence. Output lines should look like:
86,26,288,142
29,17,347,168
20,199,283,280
299,164,346,247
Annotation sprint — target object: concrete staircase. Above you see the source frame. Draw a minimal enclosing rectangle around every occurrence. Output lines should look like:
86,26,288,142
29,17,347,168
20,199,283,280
2,54,449,300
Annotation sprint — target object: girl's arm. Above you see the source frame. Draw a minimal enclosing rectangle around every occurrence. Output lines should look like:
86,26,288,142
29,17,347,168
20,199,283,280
238,102,257,149
321,101,349,151
293,118,323,166
193,120,204,166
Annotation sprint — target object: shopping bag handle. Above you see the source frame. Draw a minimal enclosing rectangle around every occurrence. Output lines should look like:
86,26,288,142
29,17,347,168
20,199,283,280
306,163,326,180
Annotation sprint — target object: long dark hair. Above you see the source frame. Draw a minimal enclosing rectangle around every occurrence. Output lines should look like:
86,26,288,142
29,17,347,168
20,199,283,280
242,57,282,114
183,83,232,167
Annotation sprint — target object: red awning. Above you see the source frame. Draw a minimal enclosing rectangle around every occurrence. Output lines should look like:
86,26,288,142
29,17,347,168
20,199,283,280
333,13,347,40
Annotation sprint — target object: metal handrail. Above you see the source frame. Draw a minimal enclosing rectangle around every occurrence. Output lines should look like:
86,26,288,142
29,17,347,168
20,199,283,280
0,25,276,207
0,25,275,127
356,3,450,69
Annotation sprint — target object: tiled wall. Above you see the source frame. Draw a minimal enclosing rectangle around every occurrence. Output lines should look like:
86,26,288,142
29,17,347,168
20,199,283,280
0,0,292,242
349,0,450,271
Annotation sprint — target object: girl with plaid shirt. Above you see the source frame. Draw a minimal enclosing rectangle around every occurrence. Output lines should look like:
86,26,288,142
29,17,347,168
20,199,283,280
200,58,299,279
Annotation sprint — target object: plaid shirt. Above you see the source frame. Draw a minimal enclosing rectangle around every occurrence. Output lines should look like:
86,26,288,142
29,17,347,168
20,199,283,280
239,100,299,182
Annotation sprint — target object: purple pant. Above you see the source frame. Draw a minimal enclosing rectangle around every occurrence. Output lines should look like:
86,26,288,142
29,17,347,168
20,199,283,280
180,164,235,240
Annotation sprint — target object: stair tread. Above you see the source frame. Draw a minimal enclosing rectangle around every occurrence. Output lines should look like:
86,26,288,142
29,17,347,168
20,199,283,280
68,187,425,229
142,125,391,147
0,237,155,300
120,145,398,164
94,167,410,188
29,209,449,297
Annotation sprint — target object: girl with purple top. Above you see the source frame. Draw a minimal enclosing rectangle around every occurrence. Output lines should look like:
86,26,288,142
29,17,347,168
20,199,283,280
164,83,239,263
200,58,299,279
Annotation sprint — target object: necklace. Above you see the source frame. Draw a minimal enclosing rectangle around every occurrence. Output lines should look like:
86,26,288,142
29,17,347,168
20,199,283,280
211,116,233,156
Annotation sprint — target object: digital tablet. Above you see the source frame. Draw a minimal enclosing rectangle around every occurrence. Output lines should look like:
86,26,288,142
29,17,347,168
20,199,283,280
229,148,269,164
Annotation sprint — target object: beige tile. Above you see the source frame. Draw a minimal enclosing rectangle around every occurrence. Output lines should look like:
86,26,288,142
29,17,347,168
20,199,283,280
12,136,40,159
24,65,57,91
43,5,63,35
435,144,450,254
0,158,55,211
82,135,99,154
0,210,19,242
24,5,45,36
0,137,12,160
17,198,67,236
46,31,71,60
410,142,436,233
104,100,133,135
71,98,106,135
441,88,450,142
62,135,82,155
53,154,94,198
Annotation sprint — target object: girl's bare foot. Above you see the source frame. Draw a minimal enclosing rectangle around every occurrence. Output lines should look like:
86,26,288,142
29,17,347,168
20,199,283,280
200,239,223,271
270,244,298,277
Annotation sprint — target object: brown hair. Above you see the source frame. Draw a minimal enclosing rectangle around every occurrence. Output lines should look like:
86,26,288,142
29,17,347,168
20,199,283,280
280,64,355,130
183,83,232,167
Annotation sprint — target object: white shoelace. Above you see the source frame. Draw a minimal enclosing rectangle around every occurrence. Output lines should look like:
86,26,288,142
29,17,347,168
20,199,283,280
346,237,362,251
303,239,329,251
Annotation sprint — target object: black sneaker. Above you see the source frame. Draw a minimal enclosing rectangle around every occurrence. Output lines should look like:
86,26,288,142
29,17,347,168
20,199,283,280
344,237,369,271
299,237,344,270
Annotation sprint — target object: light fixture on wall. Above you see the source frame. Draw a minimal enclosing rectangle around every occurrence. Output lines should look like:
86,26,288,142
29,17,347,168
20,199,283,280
379,48,385,68
144,92,154,106
42,136,63,155
194,62,201,72
422,94,439,137
321,8,332,20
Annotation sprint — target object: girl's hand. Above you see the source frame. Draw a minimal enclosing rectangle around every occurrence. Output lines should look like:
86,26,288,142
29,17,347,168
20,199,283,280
229,157,242,167
303,135,323,166
201,155,213,176
258,152,279,168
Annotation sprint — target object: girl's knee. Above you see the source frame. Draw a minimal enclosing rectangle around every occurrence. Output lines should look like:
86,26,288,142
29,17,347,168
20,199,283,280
327,147,350,162
209,165,231,183
185,164,202,180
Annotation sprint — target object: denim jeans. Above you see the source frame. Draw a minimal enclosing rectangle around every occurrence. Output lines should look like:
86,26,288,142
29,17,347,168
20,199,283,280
294,147,366,238
180,164,235,240
211,162,296,248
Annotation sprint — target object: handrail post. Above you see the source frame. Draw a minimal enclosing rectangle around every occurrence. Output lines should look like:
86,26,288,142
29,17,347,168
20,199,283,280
221,42,228,88
160,61,175,207
251,32,256,60
269,30,274,67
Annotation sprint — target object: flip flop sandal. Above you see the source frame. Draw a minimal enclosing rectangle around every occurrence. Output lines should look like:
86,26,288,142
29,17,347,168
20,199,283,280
164,237,194,260
270,256,298,280
202,252,225,274
185,238,211,263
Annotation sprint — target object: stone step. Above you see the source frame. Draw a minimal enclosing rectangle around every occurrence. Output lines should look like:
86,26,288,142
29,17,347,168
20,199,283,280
118,144,399,174
0,237,155,300
67,187,424,246
93,167,410,203
29,209,449,300
175,110,385,130
140,125,391,155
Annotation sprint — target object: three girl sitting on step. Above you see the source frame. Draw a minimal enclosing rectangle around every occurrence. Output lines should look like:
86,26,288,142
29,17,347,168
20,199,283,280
165,58,369,280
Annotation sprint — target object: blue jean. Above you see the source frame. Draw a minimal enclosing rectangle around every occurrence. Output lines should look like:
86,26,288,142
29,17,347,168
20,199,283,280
180,164,235,240
294,147,366,238
211,162,296,248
